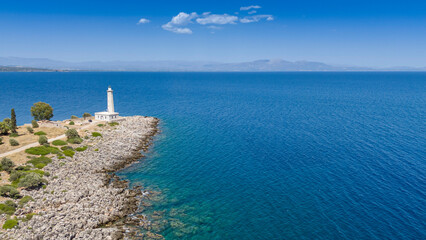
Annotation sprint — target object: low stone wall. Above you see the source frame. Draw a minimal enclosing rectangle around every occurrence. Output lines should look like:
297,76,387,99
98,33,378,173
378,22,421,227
4,116,159,240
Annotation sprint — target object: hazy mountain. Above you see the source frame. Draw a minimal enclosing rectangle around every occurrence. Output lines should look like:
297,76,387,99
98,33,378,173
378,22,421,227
0,57,424,72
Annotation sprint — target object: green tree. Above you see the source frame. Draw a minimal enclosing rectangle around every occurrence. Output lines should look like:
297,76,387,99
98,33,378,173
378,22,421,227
0,122,8,135
10,109,17,133
83,112,92,120
31,102,53,121
18,172,47,189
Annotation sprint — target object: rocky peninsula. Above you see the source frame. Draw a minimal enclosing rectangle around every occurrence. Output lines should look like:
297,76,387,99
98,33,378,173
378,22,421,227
3,116,160,239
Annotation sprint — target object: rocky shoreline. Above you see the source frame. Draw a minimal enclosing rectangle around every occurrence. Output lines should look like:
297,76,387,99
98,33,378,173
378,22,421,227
4,116,160,239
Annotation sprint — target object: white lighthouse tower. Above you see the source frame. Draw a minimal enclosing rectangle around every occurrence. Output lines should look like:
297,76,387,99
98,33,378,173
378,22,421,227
95,86,119,121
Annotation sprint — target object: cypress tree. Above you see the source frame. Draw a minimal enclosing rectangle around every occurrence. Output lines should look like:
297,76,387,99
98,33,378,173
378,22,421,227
11,108,17,133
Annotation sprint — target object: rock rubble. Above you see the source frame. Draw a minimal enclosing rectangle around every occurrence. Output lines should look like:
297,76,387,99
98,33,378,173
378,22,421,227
4,116,159,240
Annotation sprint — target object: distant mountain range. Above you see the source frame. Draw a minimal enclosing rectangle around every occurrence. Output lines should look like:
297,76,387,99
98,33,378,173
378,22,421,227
1,57,425,72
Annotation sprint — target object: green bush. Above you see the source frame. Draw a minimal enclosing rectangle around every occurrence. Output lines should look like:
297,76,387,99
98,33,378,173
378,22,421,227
0,185,20,199
9,171,24,182
18,172,47,189
2,219,18,229
25,146,60,155
71,115,79,119
58,156,65,159
94,148,99,151
15,165,32,171
34,131,47,136
83,113,92,119
97,124,104,127
65,129,79,139
108,122,119,126
0,137,3,145
10,133,19,137
52,140,67,146
1,158,15,173
67,137,83,144
31,120,39,128
75,146,88,152
26,126,34,133
63,150,75,157
91,132,102,137
19,196,34,207
23,213,36,222
9,138,19,146
61,146,73,151
38,135,48,145
69,121,75,125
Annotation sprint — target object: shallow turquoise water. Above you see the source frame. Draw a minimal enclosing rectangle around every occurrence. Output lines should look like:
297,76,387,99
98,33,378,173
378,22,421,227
1,72,425,239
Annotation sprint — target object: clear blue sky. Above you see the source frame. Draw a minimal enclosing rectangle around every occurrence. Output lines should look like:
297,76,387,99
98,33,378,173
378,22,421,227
1,0,425,67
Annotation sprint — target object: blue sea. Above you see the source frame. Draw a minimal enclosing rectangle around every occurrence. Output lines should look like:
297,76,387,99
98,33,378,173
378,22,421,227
1,72,425,239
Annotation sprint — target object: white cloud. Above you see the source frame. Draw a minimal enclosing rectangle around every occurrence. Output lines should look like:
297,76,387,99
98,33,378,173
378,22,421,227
162,12,198,34
196,14,238,25
240,15,274,23
137,18,150,24
240,5,261,11
248,10,257,15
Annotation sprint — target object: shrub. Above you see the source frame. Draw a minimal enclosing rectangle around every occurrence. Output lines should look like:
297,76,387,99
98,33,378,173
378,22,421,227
109,122,119,126
0,137,3,145
9,171,25,182
31,120,39,128
83,113,92,119
2,219,18,229
94,148,99,151
31,102,53,121
0,122,9,135
61,146,73,151
23,213,36,222
71,115,78,119
25,146,60,155
10,133,19,137
97,124,104,127
34,131,47,136
19,196,34,207
1,158,15,173
67,138,83,144
0,203,16,215
92,132,102,137
9,138,19,146
65,129,80,139
15,165,31,171
63,150,75,157
27,156,52,169
27,126,34,133
0,185,20,199
18,172,47,189
75,146,88,152
38,135,48,145
52,140,67,146
58,156,65,159
69,121,75,125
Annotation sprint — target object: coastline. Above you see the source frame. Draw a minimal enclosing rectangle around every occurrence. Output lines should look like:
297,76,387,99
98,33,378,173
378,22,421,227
3,116,160,239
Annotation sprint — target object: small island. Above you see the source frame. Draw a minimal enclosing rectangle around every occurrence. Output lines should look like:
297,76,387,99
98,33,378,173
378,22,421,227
0,90,160,239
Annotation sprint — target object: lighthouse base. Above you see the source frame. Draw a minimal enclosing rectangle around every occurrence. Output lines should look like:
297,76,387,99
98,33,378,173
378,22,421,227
95,112,119,122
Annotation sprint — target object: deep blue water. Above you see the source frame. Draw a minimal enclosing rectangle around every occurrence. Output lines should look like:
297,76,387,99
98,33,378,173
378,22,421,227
1,72,425,239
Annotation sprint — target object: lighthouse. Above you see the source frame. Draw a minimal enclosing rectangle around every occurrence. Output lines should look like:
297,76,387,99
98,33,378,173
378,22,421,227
95,86,119,121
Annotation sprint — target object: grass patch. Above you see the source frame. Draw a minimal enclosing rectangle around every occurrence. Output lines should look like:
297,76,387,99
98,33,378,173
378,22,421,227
92,132,102,137
34,131,47,136
52,140,67,146
27,156,52,169
97,124,104,127
67,137,83,144
19,196,34,207
2,219,18,229
108,122,119,126
63,149,75,157
25,146,60,155
75,146,88,152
